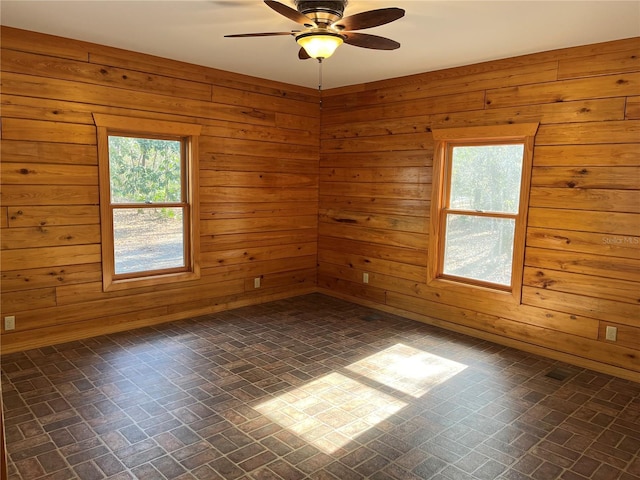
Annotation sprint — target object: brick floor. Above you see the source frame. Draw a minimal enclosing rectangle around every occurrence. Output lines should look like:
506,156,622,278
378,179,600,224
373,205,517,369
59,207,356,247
2,293,639,479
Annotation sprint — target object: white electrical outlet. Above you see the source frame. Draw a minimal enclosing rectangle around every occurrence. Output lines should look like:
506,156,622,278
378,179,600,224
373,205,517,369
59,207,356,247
254,277,261,288
4,316,16,331
363,272,369,284
605,326,617,341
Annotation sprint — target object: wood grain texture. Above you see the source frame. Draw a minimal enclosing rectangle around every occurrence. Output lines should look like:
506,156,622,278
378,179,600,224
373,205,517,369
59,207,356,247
1,26,638,380
319,37,640,378
0,27,320,345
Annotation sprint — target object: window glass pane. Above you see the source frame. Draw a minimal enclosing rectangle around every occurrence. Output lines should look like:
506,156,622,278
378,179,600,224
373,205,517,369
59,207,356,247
113,208,185,275
109,136,182,204
450,144,524,213
443,214,515,286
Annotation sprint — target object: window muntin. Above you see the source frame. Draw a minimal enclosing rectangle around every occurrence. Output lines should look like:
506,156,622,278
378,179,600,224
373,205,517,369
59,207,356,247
429,123,538,300
93,114,201,291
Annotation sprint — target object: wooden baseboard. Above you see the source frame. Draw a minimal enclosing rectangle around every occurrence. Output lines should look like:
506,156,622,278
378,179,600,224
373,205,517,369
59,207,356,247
318,288,640,383
3,285,637,383
0,287,317,355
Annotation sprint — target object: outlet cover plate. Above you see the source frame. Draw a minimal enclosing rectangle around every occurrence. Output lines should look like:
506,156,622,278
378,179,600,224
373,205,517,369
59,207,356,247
4,316,16,331
605,326,617,341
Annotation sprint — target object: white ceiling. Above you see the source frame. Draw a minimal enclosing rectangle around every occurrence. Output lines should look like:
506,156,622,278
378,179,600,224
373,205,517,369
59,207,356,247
2,1,639,90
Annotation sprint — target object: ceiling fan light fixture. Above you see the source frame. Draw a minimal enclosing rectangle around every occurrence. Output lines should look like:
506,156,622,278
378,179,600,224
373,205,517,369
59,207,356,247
296,31,344,59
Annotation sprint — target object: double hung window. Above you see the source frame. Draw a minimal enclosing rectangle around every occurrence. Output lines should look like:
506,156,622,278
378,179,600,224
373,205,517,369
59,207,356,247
429,124,538,300
94,114,201,291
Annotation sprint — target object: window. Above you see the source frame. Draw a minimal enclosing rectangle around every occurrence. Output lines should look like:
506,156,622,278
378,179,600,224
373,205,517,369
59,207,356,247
429,123,538,300
93,114,201,291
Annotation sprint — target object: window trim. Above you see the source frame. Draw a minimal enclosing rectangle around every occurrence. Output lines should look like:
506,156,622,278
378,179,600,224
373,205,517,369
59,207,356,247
93,114,202,292
428,123,539,303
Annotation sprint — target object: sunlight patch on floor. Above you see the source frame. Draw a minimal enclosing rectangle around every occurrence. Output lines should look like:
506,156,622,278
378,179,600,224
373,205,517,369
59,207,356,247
255,344,467,453
255,372,406,453
346,343,468,397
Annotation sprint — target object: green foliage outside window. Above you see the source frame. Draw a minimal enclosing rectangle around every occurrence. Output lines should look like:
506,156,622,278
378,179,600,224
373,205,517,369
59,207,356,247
108,136,182,205
449,144,524,214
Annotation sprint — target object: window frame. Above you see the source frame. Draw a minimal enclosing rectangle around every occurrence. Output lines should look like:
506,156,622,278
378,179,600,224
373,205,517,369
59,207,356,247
93,114,202,292
428,123,539,303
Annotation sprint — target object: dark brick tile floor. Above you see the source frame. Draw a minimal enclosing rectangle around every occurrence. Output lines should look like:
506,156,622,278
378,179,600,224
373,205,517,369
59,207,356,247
2,293,639,479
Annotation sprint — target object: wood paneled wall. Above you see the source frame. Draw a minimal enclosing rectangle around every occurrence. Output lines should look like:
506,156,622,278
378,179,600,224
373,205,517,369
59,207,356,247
318,37,640,381
1,26,638,381
0,27,320,353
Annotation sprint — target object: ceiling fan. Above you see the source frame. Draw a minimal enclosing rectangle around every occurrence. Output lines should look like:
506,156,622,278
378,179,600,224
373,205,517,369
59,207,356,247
225,0,405,61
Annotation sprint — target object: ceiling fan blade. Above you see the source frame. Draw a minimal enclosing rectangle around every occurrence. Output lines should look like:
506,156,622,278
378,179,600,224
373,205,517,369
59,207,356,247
343,32,400,50
264,0,316,27
225,32,296,38
298,47,311,60
332,7,405,31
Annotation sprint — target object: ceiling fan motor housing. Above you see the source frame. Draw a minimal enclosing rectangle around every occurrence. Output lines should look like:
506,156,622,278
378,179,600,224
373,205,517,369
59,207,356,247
294,0,347,25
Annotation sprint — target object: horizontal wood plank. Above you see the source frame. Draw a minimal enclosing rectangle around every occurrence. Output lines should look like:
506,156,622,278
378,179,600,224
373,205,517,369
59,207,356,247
533,144,640,166
598,322,640,350
318,249,425,282
320,167,430,184
200,202,318,220
1,163,98,185
522,286,639,326
320,182,430,200
212,85,318,118
322,99,626,140
1,263,102,293
523,266,640,305
528,207,640,237
1,245,102,271
486,73,640,108
1,48,213,102
1,26,89,61
525,246,640,282
243,268,317,292
1,185,99,206
320,150,431,168
2,72,277,127
319,210,427,234
558,48,640,79
200,171,317,188
386,291,636,372
201,215,318,235
1,139,97,166
536,120,640,145
531,166,640,189
318,237,428,266
1,225,100,250
201,242,317,267
7,206,99,227
200,136,318,160
200,187,317,203
1,287,56,314
1,118,97,145
202,230,317,252
527,227,640,260
322,91,486,125
627,96,640,119
200,153,318,174
1,94,96,125
529,187,640,213
319,223,427,249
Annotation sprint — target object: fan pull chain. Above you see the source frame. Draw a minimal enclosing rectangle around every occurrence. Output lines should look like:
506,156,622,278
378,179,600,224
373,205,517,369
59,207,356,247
318,58,323,108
